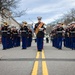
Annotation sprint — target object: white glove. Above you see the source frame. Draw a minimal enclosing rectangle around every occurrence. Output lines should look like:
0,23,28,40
34,33,36,37
39,28,43,31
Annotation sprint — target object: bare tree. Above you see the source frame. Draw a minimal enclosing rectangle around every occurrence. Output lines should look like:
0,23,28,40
63,8,75,25
0,0,26,18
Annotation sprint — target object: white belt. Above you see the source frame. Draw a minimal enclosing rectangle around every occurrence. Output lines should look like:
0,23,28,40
13,33,17,34
7,33,10,34
21,31,26,32
57,31,62,33
71,32,75,33
2,31,7,32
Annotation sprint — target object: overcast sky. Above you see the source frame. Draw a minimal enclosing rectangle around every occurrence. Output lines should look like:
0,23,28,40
15,0,75,24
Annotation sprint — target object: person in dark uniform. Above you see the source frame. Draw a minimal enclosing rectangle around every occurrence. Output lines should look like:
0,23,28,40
7,26,12,49
34,16,46,51
20,21,28,49
46,34,49,43
70,21,75,50
12,27,18,47
27,28,32,47
64,26,70,48
51,28,56,47
1,22,8,50
68,24,74,49
56,23,64,49
16,28,20,47
11,27,13,47
51,26,58,48
54,26,58,48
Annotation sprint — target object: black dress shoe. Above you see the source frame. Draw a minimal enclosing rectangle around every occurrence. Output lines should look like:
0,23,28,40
38,50,42,52
22,48,26,49
58,48,62,50
2,48,6,50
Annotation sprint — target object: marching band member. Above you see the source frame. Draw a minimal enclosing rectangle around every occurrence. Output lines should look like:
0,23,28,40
1,22,8,50
20,21,28,49
34,16,46,51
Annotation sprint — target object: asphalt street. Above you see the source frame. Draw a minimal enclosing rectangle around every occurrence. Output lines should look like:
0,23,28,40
0,40,75,75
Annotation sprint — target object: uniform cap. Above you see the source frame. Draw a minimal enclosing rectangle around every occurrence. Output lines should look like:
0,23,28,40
57,22,63,25
68,23,70,26
22,21,27,24
70,21,75,24
37,16,42,20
